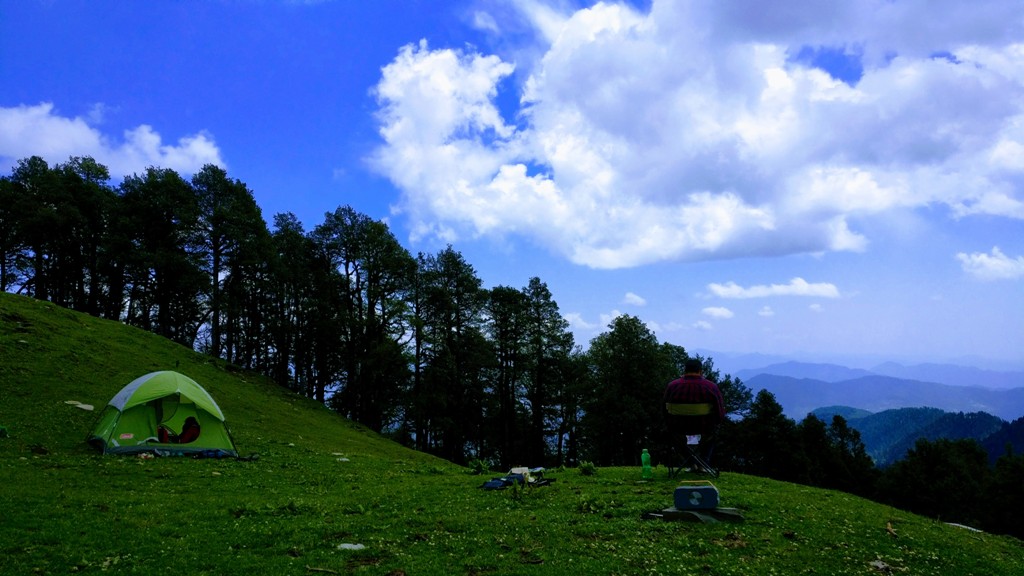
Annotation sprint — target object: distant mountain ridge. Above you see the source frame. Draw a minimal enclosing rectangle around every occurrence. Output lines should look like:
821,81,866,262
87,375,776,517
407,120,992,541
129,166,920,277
746,373,1024,421
736,362,875,383
735,361,1024,389
870,362,1024,389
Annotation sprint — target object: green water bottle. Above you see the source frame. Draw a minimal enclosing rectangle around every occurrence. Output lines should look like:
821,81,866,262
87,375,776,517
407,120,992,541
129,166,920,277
641,448,653,480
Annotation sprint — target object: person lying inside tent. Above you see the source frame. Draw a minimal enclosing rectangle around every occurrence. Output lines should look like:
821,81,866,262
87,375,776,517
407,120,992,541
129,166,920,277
177,417,201,444
157,417,201,444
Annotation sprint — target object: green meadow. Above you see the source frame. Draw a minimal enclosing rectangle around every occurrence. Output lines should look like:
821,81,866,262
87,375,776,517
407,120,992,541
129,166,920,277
2,292,1021,575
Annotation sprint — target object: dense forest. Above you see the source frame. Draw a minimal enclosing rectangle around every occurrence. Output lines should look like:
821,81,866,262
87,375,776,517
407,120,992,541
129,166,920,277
3,155,1022,538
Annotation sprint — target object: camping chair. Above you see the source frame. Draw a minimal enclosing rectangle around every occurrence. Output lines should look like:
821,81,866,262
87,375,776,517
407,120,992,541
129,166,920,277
665,402,719,478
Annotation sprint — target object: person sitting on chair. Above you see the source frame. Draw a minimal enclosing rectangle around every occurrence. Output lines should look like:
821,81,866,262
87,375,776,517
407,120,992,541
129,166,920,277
664,358,726,464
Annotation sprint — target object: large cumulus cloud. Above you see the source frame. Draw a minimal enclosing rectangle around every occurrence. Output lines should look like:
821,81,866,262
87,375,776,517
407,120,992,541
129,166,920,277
371,0,1024,268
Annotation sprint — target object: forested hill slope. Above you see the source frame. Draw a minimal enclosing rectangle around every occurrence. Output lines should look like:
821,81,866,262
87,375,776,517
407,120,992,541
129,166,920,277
813,407,1007,466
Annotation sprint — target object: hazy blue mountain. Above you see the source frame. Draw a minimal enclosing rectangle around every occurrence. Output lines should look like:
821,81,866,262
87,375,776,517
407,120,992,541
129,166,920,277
733,360,1024,390
810,406,874,421
694,349,1024,391
871,362,1024,390
736,361,876,383
746,374,1024,421
689,350,791,377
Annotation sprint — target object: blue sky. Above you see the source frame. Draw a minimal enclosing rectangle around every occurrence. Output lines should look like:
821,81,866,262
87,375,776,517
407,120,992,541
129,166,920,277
2,1,1023,369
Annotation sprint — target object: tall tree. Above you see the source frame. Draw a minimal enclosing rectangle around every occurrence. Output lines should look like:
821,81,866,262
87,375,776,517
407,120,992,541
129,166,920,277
485,278,580,467
219,193,272,369
797,413,840,487
985,452,1024,538
9,156,59,301
727,389,801,481
826,414,877,496
119,167,205,344
485,285,529,466
582,315,674,466
553,347,588,466
269,215,346,404
96,184,138,321
54,156,116,315
0,175,28,292
521,277,574,465
412,246,490,463
191,164,275,366
314,206,416,432
192,164,233,358
267,213,317,394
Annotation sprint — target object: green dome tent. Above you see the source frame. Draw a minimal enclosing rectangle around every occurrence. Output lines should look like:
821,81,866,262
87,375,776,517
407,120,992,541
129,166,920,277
89,371,237,456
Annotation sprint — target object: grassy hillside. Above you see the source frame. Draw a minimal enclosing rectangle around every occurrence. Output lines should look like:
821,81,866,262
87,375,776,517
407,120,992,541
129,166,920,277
2,293,1022,575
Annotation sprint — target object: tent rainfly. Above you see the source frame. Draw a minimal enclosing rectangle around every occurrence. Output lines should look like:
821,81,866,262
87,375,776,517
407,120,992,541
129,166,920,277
88,371,237,456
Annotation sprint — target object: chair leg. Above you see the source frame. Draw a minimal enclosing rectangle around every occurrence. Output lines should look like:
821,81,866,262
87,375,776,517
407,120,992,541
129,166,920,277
667,459,681,478
666,435,719,478
666,445,689,478
686,446,719,478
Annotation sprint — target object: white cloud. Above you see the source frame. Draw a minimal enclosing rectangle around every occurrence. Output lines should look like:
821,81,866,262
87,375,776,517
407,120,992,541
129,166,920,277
809,303,824,313
702,306,734,319
86,103,111,125
371,1,1024,268
562,311,598,331
599,309,624,327
693,320,713,331
956,246,1024,280
623,292,647,306
660,321,687,332
758,306,775,317
472,11,500,34
0,102,224,177
707,277,840,299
